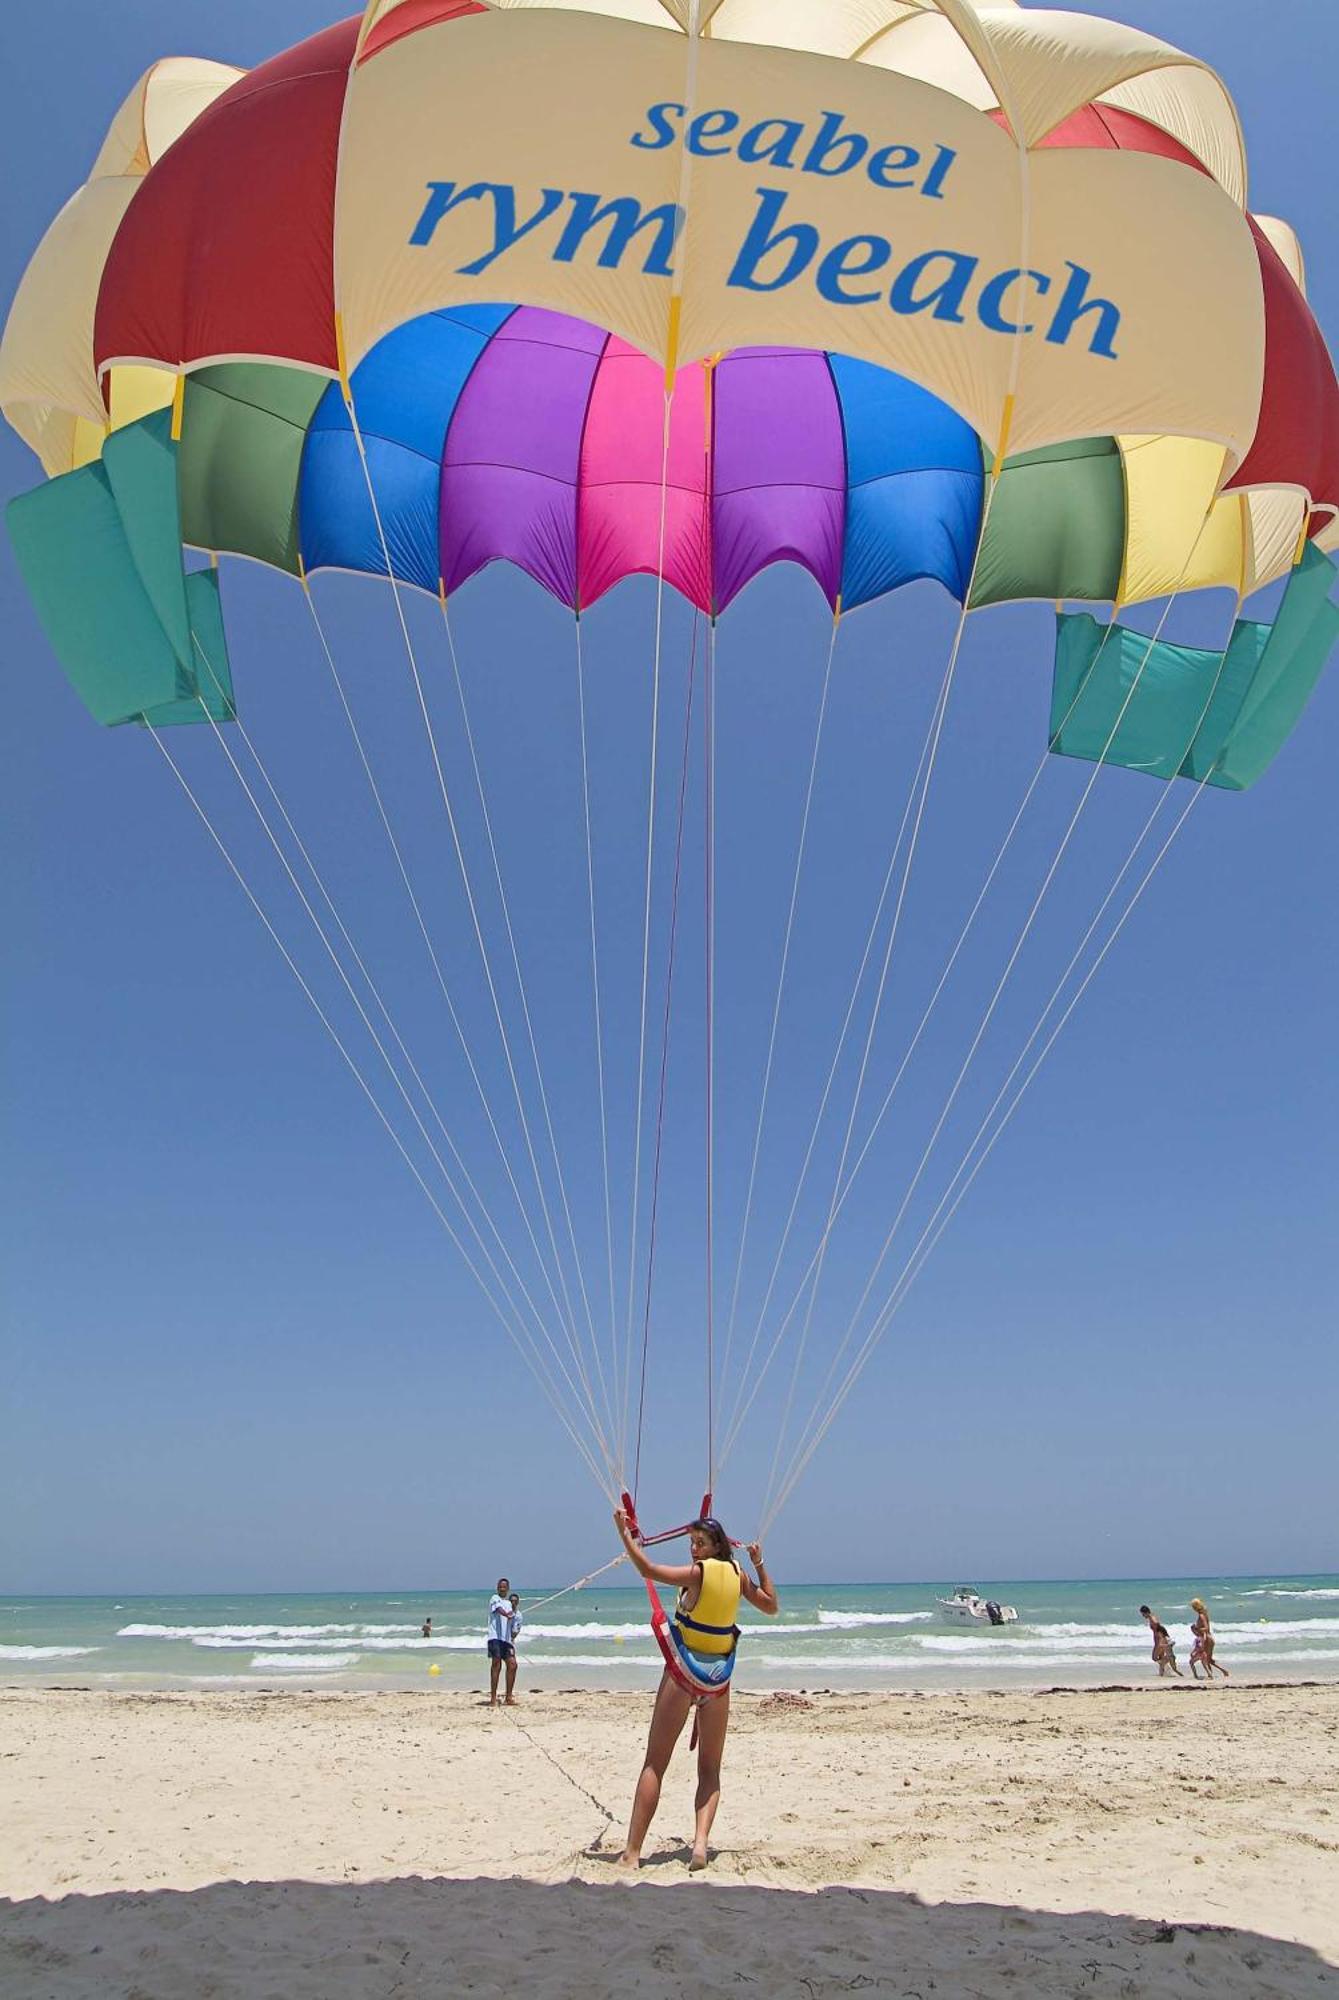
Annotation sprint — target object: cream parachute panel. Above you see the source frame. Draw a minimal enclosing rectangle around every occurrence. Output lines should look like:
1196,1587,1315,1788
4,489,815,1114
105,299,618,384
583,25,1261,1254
0,181,141,473
959,12,1241,175
1243,491,1310,593
852,10,1247,206
90,57,243,180
1004,143,1262,461
336,7,1266,464
858,14,999,108
0,58,239,476
1254,214,1305,292
1097,64,1245,205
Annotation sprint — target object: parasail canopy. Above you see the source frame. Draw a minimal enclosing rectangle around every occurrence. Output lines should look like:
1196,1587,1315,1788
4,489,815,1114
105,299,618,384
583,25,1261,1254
3,1,1338,1528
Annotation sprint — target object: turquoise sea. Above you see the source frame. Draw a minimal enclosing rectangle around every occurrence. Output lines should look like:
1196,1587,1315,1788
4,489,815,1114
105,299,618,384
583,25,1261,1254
3,1575,1336,1693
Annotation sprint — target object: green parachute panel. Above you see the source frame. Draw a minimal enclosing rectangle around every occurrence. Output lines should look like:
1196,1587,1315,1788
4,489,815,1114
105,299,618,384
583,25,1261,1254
179,364,325,575
971,436,1125,610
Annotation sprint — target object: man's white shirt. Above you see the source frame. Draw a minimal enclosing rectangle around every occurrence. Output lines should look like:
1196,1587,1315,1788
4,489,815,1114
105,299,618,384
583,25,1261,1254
487,1594,512,1643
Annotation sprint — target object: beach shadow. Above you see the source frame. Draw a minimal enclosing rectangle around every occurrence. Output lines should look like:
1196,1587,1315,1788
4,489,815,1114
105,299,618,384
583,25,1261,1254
2,1874,1335,1998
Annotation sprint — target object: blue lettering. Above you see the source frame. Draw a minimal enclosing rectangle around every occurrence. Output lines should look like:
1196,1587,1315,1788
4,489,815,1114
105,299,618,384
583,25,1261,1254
1047,261,1120,357
866,144,919,191
688,109,740,156
630,100,684,150
978,266,1051,335
553,192,682,276
727,186,818,292
409,182,462,246
738,118,804,169
801,111,866,177
816,233,893,305
920,144,957,199
408,182,566,274
888,249,977,323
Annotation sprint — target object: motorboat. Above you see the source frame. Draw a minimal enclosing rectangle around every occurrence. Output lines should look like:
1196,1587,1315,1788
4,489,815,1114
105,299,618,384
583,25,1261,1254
935,1586,1019,1626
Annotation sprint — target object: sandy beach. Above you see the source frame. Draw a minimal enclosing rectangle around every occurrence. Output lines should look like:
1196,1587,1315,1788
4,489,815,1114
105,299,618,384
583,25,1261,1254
2,1681,1336,1997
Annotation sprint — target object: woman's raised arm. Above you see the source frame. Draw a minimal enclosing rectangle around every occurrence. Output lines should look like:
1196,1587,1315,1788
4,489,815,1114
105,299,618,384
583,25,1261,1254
740,1541,779,1616
614,1508,700,1589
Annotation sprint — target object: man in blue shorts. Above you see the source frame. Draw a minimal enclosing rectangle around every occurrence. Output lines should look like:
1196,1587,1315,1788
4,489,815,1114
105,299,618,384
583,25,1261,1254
487,1575,517,1706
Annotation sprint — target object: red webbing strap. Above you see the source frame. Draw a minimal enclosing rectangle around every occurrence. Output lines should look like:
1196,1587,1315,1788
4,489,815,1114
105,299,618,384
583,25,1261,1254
623,1490,729,1704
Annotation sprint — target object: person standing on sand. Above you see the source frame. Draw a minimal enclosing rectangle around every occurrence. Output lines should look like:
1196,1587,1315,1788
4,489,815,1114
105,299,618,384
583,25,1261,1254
1191,1597,1229,1679
487,1575,518,1707
1140,1604,1183,1678
612,1508,778,1874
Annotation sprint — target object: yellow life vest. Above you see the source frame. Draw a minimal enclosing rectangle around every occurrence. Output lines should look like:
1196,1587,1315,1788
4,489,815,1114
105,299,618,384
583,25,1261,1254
675,1557,741,1656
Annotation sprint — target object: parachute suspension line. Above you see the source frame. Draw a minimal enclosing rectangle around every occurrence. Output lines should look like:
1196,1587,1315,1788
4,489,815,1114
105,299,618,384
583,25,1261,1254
524,1551,629,1614
753,612,1125,1517
438,594,619,1466
622,387,675,1472
300,581,598,1422
188,634,576,1391
716,682,941,1460
715,614,839,1410
184,646,618,1490
822,557,1211,1367
814,617,1128,1216
624,0,704,1468
722,474,1005,1471
573,613,622,1466
765,718,1230,1537
143,718,613,1500
704,615,717,1498
763,547,1223,1528
631,613,701,1501
344,397,617,1478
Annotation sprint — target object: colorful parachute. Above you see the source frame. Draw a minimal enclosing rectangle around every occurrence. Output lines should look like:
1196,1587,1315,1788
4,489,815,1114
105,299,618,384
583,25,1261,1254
3,3,1338,1517
3,4,1338,757
3,2,1337,781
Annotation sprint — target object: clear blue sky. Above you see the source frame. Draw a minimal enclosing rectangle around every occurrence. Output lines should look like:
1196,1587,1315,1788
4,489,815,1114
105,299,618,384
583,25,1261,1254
2,1,1335,1595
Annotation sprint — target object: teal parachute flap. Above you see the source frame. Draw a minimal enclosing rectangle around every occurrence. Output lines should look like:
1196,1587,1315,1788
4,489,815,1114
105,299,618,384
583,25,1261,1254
7,414,235,729
1050,545,1338,790
124,570,236,730
102,409,192,666
1211,543,1339,790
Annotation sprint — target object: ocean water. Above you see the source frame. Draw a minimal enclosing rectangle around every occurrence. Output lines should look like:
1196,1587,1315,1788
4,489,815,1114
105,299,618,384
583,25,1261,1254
3,1575,1336,1693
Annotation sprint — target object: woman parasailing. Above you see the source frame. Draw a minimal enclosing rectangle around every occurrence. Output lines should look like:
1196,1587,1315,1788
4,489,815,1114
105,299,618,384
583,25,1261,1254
613,1506,777,1872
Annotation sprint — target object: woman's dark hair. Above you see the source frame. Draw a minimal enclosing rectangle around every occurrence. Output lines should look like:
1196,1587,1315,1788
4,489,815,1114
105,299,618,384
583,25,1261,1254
691,1517,736,1566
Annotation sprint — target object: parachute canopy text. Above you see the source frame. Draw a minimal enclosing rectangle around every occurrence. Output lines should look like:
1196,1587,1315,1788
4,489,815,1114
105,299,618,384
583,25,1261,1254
407,102,1122,360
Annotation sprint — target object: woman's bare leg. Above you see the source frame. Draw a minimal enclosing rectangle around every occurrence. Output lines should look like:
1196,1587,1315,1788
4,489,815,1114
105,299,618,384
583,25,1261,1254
689,1689,730,1870
619,1674,692,1868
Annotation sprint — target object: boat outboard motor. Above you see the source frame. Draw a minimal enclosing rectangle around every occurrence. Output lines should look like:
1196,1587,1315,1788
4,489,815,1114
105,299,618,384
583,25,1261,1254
986,1599,1004,1626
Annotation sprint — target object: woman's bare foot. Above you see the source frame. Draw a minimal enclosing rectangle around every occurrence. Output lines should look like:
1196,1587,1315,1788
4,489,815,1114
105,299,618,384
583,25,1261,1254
688,1845,709,1873
615,1850,641,1876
